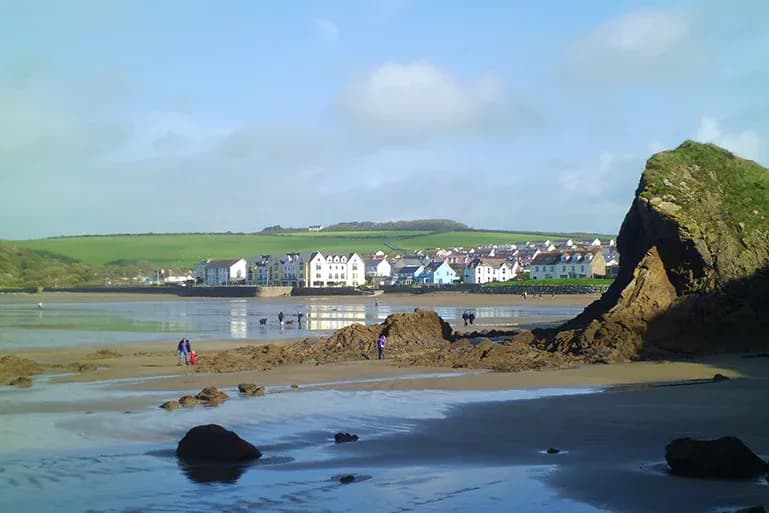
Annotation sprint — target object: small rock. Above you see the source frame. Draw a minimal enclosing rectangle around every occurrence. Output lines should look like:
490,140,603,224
179,395,198,407
177,424,261,463
734,506,767,513
238,383,265,396
712,373,730,382
290,384,299,389
339,474,355,484
665,436,769,479
546,447,560,454
195,386,230,405
160,400,181,410
335,432,359,444
9,376,32,388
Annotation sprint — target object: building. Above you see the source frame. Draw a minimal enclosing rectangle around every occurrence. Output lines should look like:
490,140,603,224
364,257,392,282
529,251,606,280
304,252,365,287
416,261,458,285
464,257,518,284
394,265,424,285
202,259,247,286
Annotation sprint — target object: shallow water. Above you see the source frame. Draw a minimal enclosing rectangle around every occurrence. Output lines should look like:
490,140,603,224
0,298,585,349
0,384,608,513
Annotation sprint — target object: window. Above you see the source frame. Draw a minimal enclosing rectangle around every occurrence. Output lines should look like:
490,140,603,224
316,264,321,270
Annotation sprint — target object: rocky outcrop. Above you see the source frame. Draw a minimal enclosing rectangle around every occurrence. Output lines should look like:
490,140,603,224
176,424,262,463
8,376,32,388
179,395,198,407
665,436,769,479
195,310,454,373
0,355,43,383
160,400,181,410
540,141,769,360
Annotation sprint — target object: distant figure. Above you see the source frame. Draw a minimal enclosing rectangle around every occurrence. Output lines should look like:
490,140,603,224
462,311,469,326
259,318,268,327
278,311,284,326
177,338,190,366
468,312,476,326
376,334,387,360
296,312,303,328
189,350,198,365
374,299,379,307
37,302,43,310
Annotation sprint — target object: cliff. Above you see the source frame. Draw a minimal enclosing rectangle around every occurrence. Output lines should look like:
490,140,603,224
539,140,769,360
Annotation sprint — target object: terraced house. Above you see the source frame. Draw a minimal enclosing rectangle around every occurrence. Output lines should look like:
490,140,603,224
529,251,606,280
305,252,365,288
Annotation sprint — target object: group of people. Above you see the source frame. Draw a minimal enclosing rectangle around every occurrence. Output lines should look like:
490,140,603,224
176,337,197,366
461,311,476,326
278,311,304,328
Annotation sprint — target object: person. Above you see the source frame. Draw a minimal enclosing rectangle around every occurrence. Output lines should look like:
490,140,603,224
296,312,303,328
183,338,192,365
376,334,387,360
468,312,476,326
462,311,469,326
374,298,379,307
278,311,284,326
189,349,198,365
177,338,189,366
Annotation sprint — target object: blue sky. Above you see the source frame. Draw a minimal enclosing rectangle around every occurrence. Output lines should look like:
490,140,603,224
1,0,767,239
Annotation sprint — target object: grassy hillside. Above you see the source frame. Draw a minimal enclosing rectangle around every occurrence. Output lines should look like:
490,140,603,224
0,242,97,288
9,230,614,269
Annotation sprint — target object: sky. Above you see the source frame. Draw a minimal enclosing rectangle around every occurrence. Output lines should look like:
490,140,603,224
1,0,767,239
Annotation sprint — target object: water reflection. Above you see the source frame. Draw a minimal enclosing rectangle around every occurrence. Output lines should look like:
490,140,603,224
306,304,367,331
178,459,248,484
229,300,247,339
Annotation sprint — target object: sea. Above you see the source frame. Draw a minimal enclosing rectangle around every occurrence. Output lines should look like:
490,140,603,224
0,296,612,513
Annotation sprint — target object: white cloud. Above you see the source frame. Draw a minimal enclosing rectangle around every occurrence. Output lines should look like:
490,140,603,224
314,17,339,43
558,152,636,198
567,8,696,84
335,61,514,137
695,116,764,162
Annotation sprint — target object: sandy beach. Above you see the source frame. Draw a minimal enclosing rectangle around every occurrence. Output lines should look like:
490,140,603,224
2,291,768,512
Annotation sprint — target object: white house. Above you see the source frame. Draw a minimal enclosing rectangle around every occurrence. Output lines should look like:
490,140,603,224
203,259,247,286
464,258,518,284
364,257,392,281
305,252,365,287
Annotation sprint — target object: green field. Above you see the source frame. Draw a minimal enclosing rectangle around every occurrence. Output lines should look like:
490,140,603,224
8,230,614,269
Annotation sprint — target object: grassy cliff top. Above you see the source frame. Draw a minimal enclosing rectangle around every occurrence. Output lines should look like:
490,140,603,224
641,140,769,231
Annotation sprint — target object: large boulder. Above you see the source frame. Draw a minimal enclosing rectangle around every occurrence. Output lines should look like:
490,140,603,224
176,424,262,463
540,141,769,360
665,436,769,479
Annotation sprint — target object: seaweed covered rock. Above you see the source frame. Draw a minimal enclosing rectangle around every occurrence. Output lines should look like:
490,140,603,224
665,436,769,479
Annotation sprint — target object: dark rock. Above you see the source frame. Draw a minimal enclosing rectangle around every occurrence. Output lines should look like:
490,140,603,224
339,474,355,484
546,447,560,454
179,395,198,407
665,436,769,479
9,376,32,388
195,386,230,406
712,373,730,382
334,432,359,444
176,424,262,463
290,384,299,389
77,363,97,373
734,506,767,513
238,383,264,396
160,400,181,410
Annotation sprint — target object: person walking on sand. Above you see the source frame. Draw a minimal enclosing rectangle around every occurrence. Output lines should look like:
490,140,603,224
468,312,476,326
462,311,469,326
183,338,192,365
296,311,303,328
376,334,387,360
278,311,284,327
177,338,189,366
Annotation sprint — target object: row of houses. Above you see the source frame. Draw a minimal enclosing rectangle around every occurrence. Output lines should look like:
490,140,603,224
193,245,612,287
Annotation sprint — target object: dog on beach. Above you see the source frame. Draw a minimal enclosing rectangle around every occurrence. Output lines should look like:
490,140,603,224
284,320,294,327
259,318,267,327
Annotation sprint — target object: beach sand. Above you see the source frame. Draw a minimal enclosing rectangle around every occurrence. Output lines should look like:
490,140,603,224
3,291,768,512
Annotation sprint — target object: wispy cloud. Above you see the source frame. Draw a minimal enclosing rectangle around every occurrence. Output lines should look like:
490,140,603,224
696,116,764,163
566,8,699,85
314,17,339,43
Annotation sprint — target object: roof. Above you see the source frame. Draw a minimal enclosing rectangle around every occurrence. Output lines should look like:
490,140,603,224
423,261,450,273
530,252,562,266
206,259,243,268
398,265,422,275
